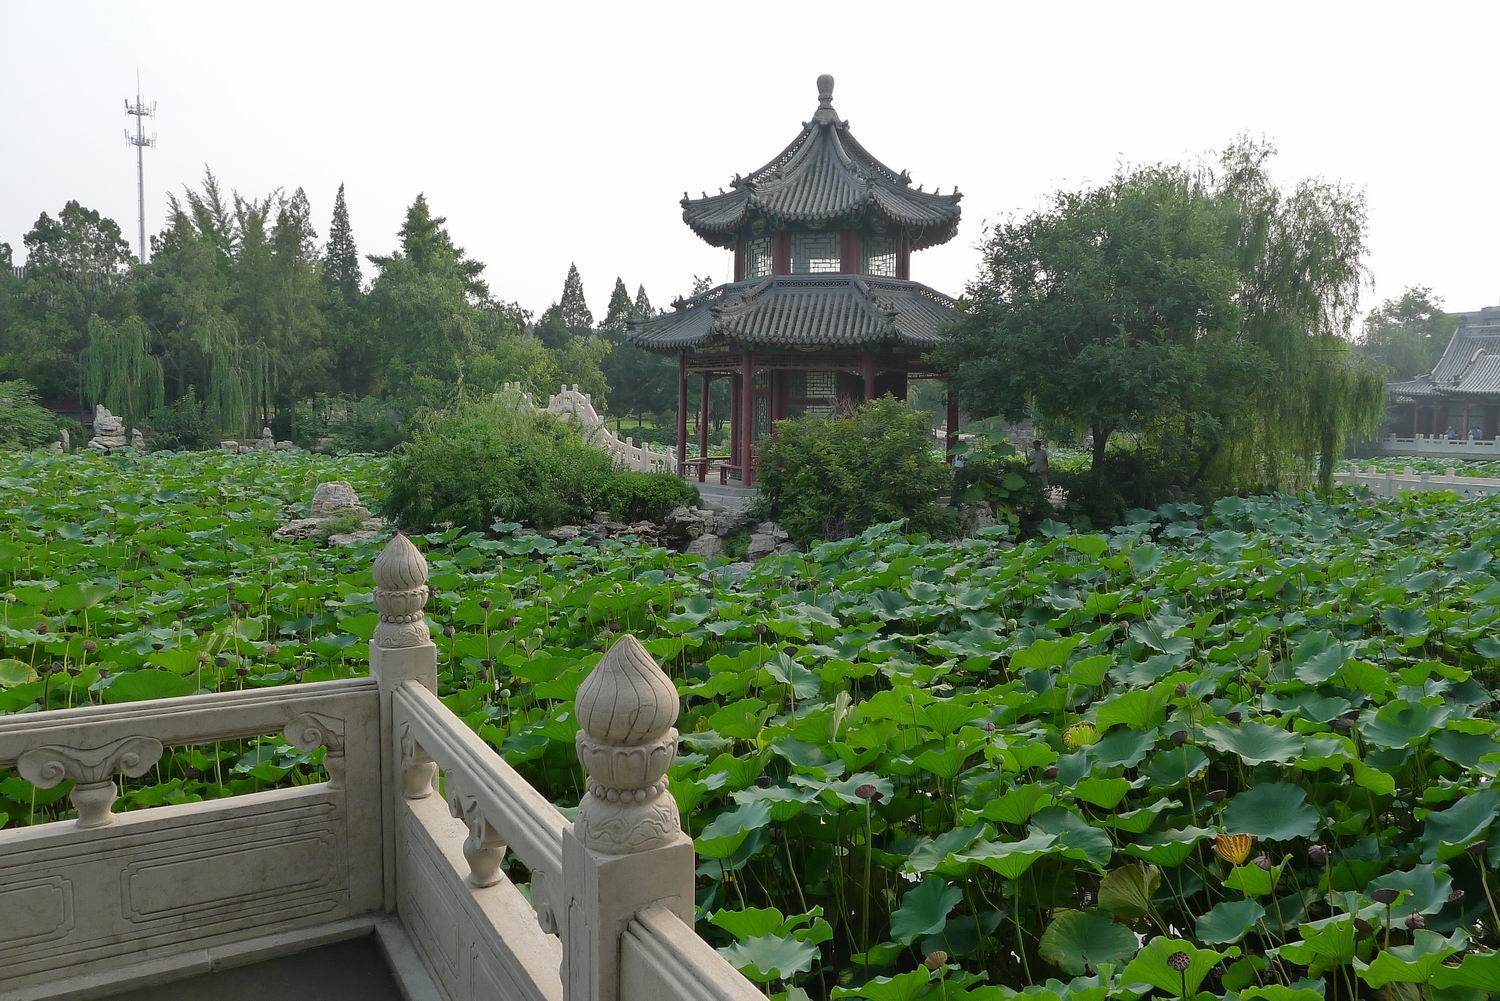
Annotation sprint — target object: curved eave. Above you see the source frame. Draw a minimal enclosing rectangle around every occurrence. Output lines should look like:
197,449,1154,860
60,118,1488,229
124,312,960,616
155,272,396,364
627,275,958,353
678,117,961,249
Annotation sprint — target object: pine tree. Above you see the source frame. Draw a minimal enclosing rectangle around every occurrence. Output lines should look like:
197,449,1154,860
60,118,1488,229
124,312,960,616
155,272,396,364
324,183,361,304
372,193,489,301
557,262,593,331
633,284,653,318
601,276,634,335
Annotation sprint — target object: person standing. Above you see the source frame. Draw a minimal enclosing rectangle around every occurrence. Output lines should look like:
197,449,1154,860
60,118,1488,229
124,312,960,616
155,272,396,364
1028,438,1050,488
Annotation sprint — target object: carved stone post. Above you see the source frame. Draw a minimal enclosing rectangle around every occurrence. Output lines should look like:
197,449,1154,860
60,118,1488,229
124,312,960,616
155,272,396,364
562,635,694,1001
370,533,438,910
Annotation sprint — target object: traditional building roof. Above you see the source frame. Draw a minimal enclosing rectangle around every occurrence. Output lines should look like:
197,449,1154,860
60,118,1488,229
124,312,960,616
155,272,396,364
679,75,962,251
629,275,957,352
1392,305,1500,400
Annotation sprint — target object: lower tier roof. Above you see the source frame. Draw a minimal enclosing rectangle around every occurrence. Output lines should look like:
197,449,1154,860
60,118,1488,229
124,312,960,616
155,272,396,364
627,274,958,353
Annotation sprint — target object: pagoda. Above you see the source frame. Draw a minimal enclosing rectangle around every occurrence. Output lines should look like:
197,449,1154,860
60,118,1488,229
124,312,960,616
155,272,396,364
629,74,963,486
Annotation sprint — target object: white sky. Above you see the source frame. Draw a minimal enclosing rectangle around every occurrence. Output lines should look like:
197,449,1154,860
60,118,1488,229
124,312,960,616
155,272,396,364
2,1,1496,324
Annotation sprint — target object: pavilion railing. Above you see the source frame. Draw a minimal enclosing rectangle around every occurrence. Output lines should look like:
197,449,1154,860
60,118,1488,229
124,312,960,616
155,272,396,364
0,678,384,998
0,533,761,1001
370,532,763,1001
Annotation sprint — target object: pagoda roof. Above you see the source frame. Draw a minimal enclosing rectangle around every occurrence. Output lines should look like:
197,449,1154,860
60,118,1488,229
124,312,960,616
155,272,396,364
1394,305,1500,398
627,274,958,353
679,75,962,251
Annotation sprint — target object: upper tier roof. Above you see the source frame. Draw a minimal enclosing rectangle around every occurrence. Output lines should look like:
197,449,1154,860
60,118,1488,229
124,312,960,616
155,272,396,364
1390,305,1500,400
679,75,962,251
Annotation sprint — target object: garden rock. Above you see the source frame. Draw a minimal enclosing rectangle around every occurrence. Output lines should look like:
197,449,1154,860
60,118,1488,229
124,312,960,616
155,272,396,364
131,428,146,450
958,501,997,535
745,520,791,559
87,405,128,450
548,525,583,542
685,533,724,558
274,480,383,543
620,521,663,545
664,506,707,543
310,481,370,520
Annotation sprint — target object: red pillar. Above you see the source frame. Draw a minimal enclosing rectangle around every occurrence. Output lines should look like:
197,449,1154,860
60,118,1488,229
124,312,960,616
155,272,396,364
841,232,859,273
697,373,710,481
773,233,790,275
862,353,876,402
729,374,741,468
676,353,688,477
945,380,959,464
741,351,756,486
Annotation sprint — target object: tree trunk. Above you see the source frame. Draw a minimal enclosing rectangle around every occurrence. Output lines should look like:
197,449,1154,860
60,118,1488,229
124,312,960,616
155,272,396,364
1091,422,1110,477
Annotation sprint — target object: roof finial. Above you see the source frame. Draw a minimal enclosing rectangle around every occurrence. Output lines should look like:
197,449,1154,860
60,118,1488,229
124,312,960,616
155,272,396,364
817,74,835,109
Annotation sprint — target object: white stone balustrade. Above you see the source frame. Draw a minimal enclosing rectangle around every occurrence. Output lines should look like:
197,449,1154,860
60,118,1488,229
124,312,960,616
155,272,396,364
502,382,674,474
1377,433,1500,458
0,532,758,1001
1335,465,1500,497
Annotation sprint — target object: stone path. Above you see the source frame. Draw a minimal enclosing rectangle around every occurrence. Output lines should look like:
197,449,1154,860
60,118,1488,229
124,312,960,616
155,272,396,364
113,937,402,1001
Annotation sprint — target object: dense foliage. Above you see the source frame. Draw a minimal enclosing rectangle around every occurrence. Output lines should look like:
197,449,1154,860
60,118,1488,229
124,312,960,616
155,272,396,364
3,452,1500,1000
383,395,692,532
755,399,954,545
1356,287,1452,381
0,379,60,449
944,139,1386,505
604,470,702,523
143,389,219,451
0,179,674,439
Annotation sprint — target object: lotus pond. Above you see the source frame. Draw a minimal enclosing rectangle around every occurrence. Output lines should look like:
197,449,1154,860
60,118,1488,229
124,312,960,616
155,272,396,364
3,450,1500,1001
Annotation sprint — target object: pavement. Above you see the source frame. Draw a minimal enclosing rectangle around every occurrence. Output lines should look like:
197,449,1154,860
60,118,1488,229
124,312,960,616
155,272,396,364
111,937,402,1001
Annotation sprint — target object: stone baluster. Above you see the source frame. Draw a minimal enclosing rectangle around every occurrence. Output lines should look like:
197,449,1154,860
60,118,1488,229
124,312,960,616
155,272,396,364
370,533,438,909
562,635,692,1001
17,736,164,828
447,785,507,887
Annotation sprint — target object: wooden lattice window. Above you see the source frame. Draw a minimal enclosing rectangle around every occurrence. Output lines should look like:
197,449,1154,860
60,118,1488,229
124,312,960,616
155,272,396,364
862,236,897,277
744,236,773,279
791,232,840,274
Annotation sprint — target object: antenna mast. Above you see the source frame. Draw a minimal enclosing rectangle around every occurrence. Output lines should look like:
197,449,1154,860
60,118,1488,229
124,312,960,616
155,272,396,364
123,72,157,263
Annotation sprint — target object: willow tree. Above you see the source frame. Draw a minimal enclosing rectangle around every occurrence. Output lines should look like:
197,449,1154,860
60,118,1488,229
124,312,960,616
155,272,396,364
1210,138,1386,496
80,315,164,432
945,138,1384,514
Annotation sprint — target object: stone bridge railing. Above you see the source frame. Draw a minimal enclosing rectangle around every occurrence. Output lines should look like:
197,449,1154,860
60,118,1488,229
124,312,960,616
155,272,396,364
0,535,760,1001
1336,464,1500,497
504,383,674,475
1374,434,1500,459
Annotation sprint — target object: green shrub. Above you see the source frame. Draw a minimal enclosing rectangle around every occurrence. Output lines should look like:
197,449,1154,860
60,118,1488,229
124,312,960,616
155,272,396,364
384,396,616,531
754,397,953,545
0,379,59,450
332,396,407,453
950,445,1051,532
606,471,700,523
144,390,219,451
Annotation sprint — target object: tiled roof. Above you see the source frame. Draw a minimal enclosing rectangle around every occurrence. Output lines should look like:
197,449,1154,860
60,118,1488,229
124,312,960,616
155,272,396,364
627,275,958,352
1387,377,1438,399
679,76,961,251
1404,306,1500,398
